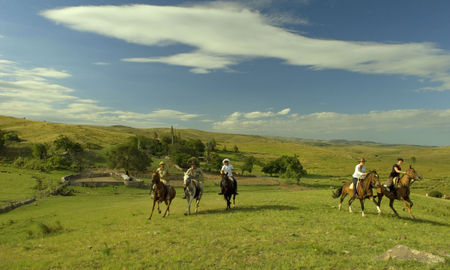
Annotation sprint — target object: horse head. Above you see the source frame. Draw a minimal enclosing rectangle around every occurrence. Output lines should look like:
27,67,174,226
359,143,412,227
151,172,160,185
367,170,381,188
221,172,230,182
406,165,422,182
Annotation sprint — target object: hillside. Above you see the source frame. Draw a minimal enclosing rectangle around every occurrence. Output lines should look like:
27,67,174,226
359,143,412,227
1,115,450,181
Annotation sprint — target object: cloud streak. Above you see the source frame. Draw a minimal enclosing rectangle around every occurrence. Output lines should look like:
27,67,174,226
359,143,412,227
212,108,450,145
41,2,450,90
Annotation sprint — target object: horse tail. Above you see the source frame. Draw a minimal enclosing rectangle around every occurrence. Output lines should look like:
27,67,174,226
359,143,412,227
332,187,343,198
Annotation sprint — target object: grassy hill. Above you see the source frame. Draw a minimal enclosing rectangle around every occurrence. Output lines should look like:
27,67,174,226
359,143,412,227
1,115,449,180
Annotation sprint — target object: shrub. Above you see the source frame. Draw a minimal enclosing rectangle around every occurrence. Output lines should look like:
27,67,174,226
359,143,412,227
428,190,443,198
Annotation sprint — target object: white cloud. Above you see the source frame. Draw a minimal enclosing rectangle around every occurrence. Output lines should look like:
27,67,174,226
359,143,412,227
0,57,201,127
243,108,291,119
41,3,450,90
212,108,450,144
93,62,109,66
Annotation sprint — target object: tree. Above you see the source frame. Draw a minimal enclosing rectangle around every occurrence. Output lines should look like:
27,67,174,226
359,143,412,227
107,137,152,173
204,152,223,172
205,138,216,152
233,145,239,153
262,155,306,183
241,156,256,175
32,143,48,160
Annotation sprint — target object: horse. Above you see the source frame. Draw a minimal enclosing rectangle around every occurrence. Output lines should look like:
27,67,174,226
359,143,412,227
220,173,236,210
376,165,422,219
183,172,203,215
148,172,176,220
332,170,381,217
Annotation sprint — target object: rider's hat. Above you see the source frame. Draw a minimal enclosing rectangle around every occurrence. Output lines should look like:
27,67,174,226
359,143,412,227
222,158,230,164
159,161,165,165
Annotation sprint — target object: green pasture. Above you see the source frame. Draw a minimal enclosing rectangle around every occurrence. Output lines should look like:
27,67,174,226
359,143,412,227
0,167,69,206
1,177,449,269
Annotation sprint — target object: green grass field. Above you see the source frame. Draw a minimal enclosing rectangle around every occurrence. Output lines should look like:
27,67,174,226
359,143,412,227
1,115,449,269
0,175,449,269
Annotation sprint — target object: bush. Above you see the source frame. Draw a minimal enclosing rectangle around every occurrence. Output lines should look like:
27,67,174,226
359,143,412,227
428,190,443,198
46,156,72,170
172,152,192,169
13,157,46,170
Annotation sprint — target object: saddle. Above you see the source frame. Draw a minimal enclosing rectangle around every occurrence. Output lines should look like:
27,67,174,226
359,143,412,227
349,180,360,190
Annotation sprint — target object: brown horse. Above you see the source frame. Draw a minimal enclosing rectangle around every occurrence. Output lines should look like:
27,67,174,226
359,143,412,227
332,170,381,217
148,172,176,220
376,165,422,219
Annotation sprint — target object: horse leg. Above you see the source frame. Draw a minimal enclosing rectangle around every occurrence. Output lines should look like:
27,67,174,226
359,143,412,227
389,199,400,218
360,199,365,217
185,195,193,216
157,200,162,214
163,200,172,218
370,196,381,216
348,192,355,213
339,192,347,211
232,193,236,208
148,200,156,220
401,198,414,219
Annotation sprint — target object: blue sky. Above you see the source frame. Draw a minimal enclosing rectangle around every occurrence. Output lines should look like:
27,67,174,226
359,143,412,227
1,0,450,145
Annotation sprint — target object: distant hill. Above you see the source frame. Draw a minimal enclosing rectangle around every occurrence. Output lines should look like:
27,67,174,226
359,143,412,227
1,115,449,179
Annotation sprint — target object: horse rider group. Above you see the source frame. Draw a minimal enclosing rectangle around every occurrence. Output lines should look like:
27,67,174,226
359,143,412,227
351,157,406,197
154,158,239,199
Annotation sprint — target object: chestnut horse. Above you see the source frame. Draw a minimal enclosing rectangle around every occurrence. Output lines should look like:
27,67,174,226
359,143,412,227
376,165,422,219
148,172,176,220
220,173,236,210
332,170,381,217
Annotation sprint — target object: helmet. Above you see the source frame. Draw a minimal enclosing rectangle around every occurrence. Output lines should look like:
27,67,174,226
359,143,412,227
188,157,199,166
222,158,230,164
159,161,166,165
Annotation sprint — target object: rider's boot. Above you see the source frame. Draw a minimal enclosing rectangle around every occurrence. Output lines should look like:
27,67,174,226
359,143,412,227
182,187,187,199
165,184,171,200
233,179,239,195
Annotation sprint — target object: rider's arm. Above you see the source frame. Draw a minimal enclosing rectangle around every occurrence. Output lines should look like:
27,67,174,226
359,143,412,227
394,167,406,174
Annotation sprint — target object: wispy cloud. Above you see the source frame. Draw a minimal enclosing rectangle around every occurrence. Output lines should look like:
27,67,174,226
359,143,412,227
0,58,200,127
41,3,450,90
212,108,450,144
93,62,109,66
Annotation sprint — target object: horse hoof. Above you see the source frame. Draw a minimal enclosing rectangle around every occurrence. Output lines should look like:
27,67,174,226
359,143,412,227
184,213,188,216
410,216,415,220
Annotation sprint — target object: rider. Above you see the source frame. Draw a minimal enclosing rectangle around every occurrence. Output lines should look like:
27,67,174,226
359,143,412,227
350,158,367,199
219,158,238,195
183,158,204,199
384,158,406,192
156,161,171,199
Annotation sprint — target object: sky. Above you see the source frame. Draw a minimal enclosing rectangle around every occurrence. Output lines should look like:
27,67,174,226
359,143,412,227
0,0,450,146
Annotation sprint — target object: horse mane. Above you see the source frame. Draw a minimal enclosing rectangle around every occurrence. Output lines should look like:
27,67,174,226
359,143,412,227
152,172,160,184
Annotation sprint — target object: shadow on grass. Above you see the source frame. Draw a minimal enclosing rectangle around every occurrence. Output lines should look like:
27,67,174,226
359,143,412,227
197,204,298,215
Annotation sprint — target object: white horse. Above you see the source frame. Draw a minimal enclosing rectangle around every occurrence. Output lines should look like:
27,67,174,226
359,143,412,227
183,172,203,215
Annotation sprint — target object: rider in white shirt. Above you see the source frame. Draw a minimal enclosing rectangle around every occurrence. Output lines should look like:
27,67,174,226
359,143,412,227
351,158,367,199
219,158,238,195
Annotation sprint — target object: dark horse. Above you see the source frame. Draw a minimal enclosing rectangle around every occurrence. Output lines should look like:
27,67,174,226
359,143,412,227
220,173,236,210
332,171,381,217
376,165,422,219
148,172,176,220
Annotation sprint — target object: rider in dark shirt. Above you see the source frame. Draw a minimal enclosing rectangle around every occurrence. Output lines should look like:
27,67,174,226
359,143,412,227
384,158,406,192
